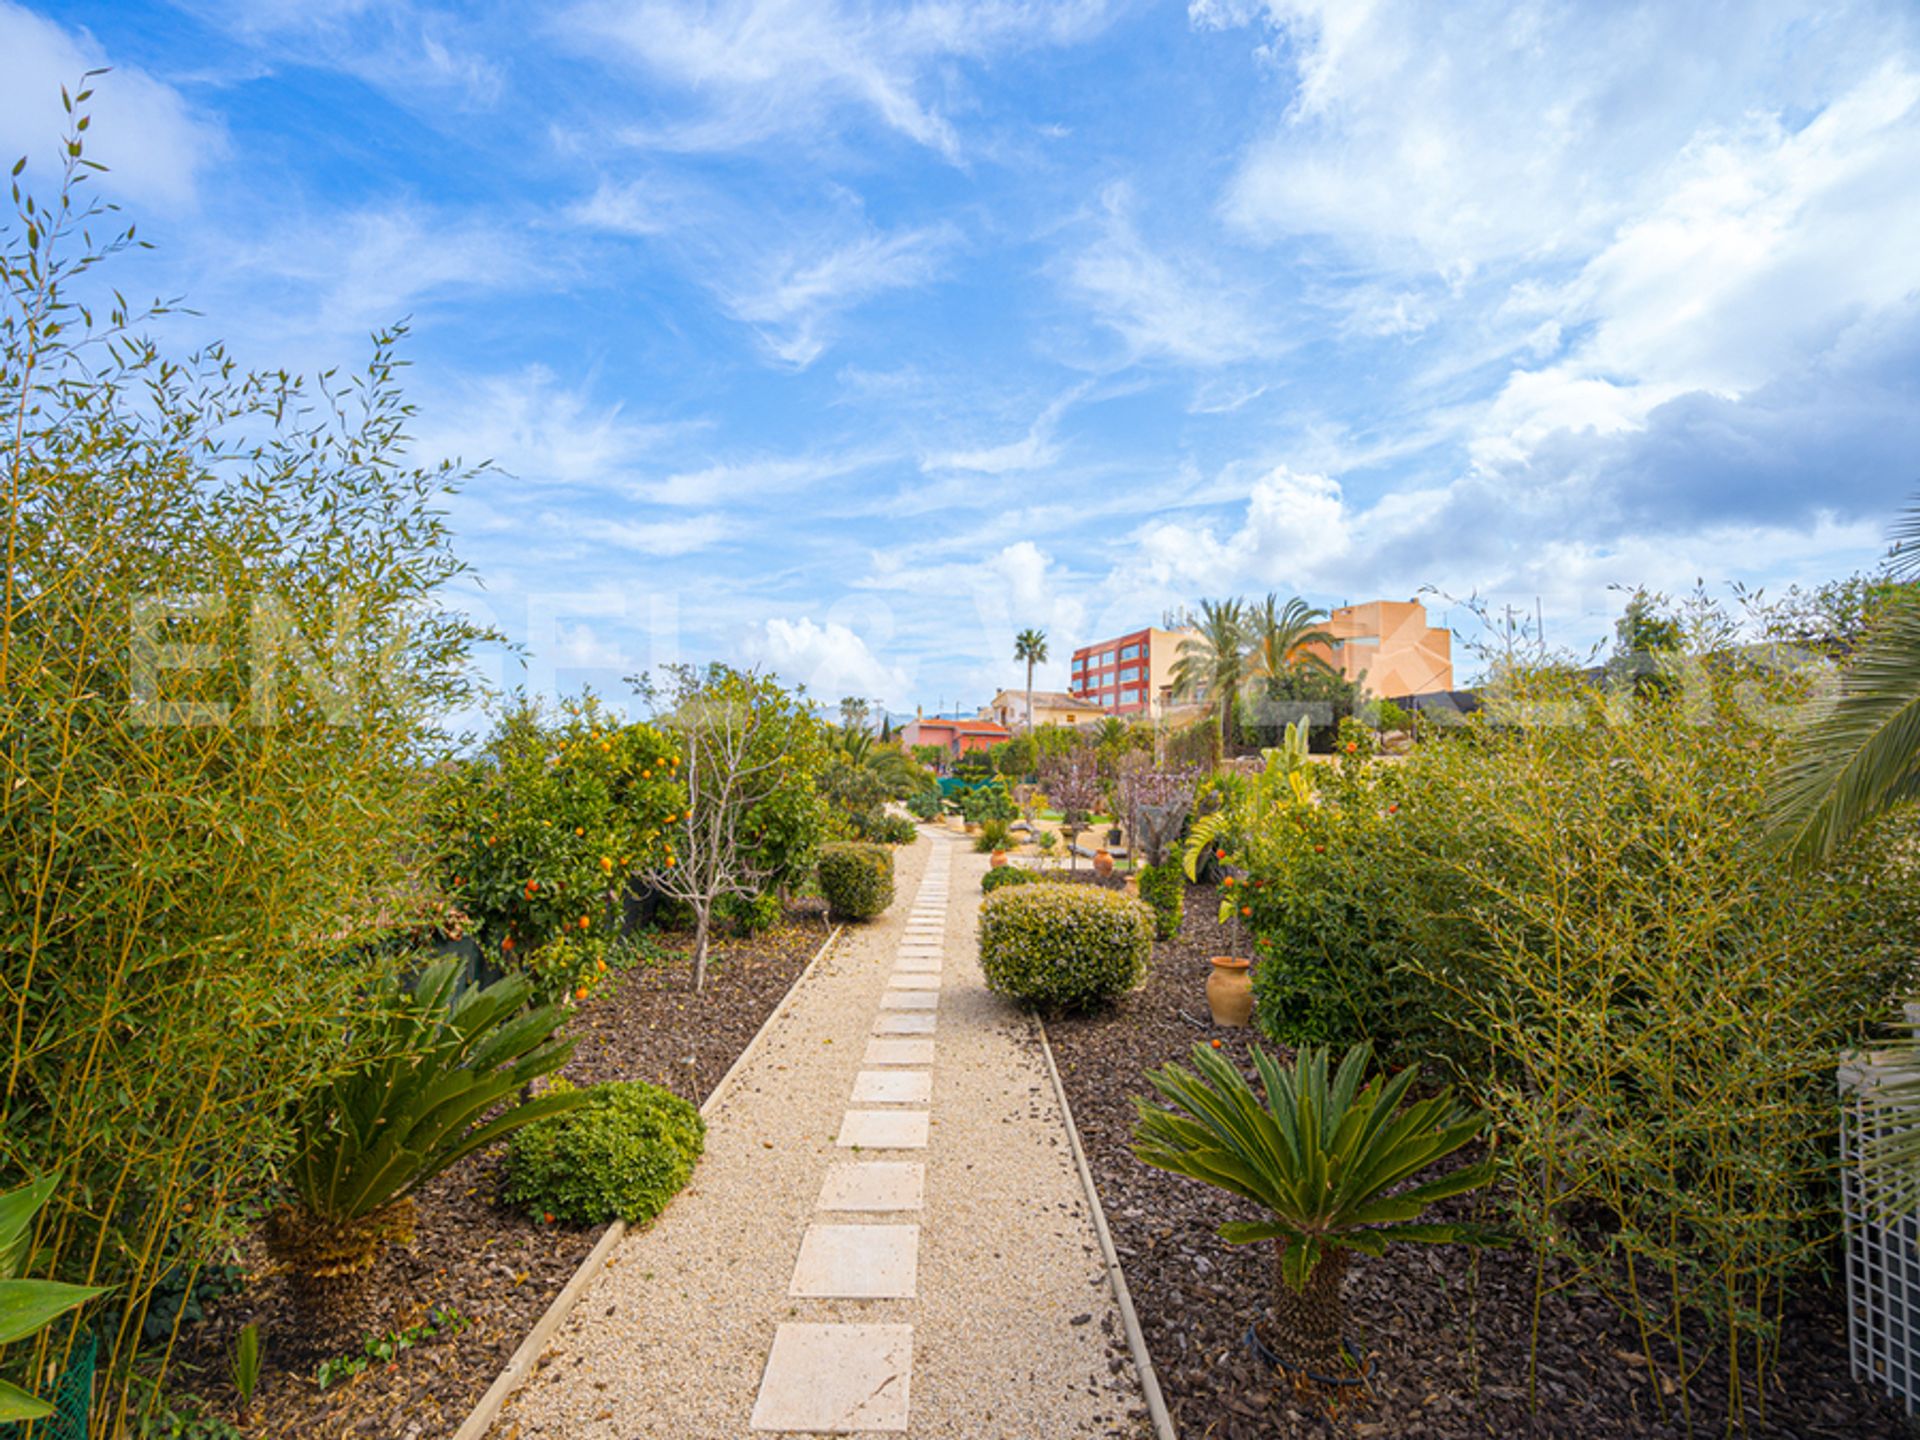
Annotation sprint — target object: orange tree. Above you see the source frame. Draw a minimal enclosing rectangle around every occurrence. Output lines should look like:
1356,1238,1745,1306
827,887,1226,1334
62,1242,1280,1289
436,695,684,1002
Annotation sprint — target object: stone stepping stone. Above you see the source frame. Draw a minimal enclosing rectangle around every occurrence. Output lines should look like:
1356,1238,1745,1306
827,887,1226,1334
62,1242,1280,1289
850,1069,931,1105
887,973,941,990
864,1038,935,1067
789,1223,919,1298
816,1160,924,1213
893,957,942,974
837,1109,929,1149
880,990,938,1011
872,1012,936,1035
750,1323,912,1433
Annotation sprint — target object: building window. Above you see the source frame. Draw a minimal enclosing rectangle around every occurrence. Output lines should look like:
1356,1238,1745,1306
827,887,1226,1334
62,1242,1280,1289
1119,643,1140,661
1100,650,1115,665
1119,665,1139,683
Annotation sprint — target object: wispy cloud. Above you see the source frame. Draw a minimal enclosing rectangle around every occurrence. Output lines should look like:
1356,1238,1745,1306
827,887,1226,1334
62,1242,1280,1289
920,383,1088,474
566,0,1113,159
1067,182,1279,366
722,221,959,367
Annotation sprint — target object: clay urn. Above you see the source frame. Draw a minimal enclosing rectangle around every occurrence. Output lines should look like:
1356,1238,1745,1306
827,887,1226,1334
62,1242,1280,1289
1093,849,1115,878
1207,957,1254,1027
990,850,1008,868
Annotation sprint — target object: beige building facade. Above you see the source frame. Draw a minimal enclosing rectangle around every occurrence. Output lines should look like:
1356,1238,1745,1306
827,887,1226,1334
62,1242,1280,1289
1315,600,1453,698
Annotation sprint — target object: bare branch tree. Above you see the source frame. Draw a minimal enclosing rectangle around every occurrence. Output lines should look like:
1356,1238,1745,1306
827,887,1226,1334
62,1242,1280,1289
633,664,811,990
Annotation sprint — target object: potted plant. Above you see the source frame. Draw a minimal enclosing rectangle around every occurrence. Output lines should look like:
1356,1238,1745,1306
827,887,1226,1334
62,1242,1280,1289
1134,1042,1491,1378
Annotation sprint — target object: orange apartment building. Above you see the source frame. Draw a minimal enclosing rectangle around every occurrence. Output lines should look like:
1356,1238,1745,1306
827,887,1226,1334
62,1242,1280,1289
1316,600,1452,698
1068,600,1452,714
899,712,1011,757
1068,626,1195,716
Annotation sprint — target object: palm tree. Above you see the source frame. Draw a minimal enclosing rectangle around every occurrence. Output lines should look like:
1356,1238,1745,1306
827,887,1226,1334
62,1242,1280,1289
1768,496,1920,861
1245,593,1338,684
1014,627,1049,733
1171,597,1248,767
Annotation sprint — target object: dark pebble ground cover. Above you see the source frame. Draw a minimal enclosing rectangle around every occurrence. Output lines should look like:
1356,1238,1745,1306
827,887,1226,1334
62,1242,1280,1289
161,903,831,1439
1043,873,1906,1440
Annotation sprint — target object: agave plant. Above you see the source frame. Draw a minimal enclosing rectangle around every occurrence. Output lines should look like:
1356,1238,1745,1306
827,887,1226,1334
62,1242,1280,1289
268,959,583,1301
0,1176,108,1422
1133,1042,1491,1374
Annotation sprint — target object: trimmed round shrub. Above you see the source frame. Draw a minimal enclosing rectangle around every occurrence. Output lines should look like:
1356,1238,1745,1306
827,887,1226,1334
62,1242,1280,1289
978,884,1153,1012
1136,862,1185,940
980,864,1041,895
503,1079,704,1227
817,842,895,921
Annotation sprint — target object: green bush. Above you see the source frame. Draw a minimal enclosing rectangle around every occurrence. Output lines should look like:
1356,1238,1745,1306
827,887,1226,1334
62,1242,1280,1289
978,885,1153,1012
980,864,1041,895
905,790,942,821
504,1079,705,1227
817,842,895,921
719,890,782,935
1136,863,1184,939
973,817,1014,852
867,814,919,845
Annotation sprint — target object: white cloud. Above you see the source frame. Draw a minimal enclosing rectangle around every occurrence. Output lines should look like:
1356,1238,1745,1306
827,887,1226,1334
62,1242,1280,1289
598,514,732,555
1209,0,1915,276
1069,183,1277,365
568,0,1112,159
1133,465,1352,593
723,221,958,367
413,366,696,484
921,384,1087,474
0,3,224,211
748,616,910,704
638,450,883,506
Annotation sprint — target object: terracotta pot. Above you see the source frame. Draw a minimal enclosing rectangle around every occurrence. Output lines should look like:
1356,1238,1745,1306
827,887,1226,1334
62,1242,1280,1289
1093,849,1114,877
1122,872,1139,897
990,850,1008,868
1207,957,1254,1027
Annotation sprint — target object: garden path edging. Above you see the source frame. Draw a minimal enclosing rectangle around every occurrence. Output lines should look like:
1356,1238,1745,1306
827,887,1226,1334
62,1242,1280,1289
1037,1016,1179,1440
450,922,843,1440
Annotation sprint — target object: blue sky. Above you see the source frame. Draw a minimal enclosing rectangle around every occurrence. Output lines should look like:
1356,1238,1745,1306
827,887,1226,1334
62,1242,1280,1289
7,0,1919,713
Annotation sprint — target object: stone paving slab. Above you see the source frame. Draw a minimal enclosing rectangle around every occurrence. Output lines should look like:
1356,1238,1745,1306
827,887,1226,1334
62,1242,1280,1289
851,1069,932,1104
749,1323,912,1433
837,1109,931,1149
790,1223,920,1298
863,1037,935,1066
817,1161,924,1213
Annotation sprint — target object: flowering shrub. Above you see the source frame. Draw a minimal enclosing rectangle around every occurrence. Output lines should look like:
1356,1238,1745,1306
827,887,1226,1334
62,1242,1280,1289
435,696,685,1002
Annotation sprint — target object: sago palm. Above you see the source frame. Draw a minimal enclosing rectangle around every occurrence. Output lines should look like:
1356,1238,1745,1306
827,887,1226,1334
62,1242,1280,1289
1171,598,1249,767
1014,627,1049,732
269,959,582,1310
1134,1042,1491,1373
1245,593,1337,684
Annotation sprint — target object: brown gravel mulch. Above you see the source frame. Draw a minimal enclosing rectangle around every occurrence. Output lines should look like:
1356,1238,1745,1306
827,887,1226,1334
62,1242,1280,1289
1044,875,1905,1440
163,905,831,1440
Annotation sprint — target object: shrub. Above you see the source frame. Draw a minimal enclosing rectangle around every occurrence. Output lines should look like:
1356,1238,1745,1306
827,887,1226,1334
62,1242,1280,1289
867,814,919,845
980,865,1041,895
817,842,895,921
504,1079,704,1227
978,885,1153,1012
973,817,1014,852
905,789,942,821
719,890,782,935
1136,863,1184,939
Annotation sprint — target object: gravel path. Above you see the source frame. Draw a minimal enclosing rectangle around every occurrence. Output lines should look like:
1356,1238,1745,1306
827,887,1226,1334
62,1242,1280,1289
490,829,1149,1439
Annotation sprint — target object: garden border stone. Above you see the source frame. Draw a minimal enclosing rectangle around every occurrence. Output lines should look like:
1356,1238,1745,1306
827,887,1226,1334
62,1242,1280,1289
1035,1017,1178,1440
450,922,844,1440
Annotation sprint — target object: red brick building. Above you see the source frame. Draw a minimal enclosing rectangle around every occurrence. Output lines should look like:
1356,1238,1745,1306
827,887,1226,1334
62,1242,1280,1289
1068,626,1194,715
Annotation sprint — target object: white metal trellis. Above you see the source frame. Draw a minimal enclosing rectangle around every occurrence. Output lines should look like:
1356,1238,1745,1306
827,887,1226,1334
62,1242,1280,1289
1841,1048,1920,1415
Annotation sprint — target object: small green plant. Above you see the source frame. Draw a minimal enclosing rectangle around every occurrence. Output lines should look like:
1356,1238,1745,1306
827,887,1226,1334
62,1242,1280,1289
1034,829,1058,855
1136,863,1184,939
0,1176,109,1422
978,885,1153,1012
816,843,895,921
504,1079,706,1227
867,814,919,845
980,865,1041,895
268,961,582,1311
1134,1042,1490,1374
905,790,942,821
229,1324,261,1421
313,1308,470,1391
973,817,1014,853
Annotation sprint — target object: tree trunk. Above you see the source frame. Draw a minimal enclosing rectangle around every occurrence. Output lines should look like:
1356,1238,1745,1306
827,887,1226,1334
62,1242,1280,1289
1266,1242,1350,1373
1025,658,1035,736
693,907,710,992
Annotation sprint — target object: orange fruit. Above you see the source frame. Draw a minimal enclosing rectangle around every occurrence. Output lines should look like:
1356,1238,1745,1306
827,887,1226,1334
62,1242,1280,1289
575,826,584,836
579,915,590,929
1240,905,1251,917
